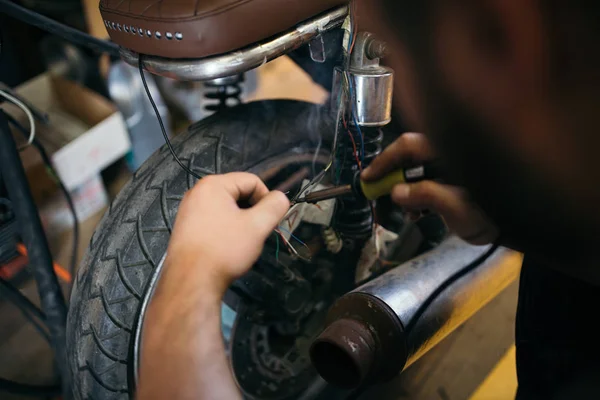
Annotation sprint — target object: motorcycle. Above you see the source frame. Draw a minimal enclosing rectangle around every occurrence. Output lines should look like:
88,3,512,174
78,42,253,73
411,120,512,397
0,1,522,399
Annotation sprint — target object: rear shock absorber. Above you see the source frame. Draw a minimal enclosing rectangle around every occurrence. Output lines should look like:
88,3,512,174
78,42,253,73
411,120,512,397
331,32,393,239
204,75,243,113
333,125,384,238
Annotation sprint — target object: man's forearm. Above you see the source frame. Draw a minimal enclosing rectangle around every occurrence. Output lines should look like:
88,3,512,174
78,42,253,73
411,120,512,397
137,263,241,399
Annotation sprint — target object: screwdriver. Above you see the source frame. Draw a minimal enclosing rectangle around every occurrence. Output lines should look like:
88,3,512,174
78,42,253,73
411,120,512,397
295,161,443,204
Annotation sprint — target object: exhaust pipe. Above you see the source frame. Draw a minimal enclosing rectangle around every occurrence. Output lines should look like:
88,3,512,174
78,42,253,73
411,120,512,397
310,236,522,389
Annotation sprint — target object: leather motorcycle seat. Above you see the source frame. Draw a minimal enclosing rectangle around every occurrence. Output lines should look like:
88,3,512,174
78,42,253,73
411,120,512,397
100,0,348,59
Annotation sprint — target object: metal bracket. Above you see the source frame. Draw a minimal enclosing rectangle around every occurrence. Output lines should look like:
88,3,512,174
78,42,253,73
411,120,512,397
309,35,327,63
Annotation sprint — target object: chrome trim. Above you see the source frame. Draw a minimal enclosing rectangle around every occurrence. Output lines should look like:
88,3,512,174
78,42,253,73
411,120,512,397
132,253,167,385
121,5,348,81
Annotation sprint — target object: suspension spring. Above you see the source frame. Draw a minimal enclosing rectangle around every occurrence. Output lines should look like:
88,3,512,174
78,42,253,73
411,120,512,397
204,75,243,113
333,122,384,239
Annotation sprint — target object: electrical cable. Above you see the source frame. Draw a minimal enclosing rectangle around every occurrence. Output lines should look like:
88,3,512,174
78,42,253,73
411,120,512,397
0,277,50,343
274,228,311,261
291,3,360,204
344,72,365,164
274,229,297,256
291,3,356,204
138,56,202,180
291,63,351,203
0,377,61,397
290,90,345,203
6,114,78,288
404,241,500,335
0,0,120,56
342,116,362,170
0,89,35,149
277,226,310,250
341,6,364,166
0,277,47,322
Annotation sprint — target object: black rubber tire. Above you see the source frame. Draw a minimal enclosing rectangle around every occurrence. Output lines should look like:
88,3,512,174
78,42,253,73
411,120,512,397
67,100,330,399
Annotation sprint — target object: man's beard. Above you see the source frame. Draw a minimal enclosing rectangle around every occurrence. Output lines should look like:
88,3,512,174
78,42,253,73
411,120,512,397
423,82,598,261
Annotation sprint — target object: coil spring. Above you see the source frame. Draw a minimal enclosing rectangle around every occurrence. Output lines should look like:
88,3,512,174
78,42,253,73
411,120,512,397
204,75,243,113
333,124,383,239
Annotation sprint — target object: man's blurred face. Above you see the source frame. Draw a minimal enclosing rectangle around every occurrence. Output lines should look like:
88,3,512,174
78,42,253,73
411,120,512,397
361,0,600,260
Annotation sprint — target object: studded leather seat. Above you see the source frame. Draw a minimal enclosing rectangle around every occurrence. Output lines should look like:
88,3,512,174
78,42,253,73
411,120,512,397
100,0,348,59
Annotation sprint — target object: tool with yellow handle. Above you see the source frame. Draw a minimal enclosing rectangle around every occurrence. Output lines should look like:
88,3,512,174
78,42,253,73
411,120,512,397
296,161,442,204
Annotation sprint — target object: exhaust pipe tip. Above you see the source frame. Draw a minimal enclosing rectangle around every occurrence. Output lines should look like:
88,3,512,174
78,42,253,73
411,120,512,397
309,318,376,389
310,292,407,389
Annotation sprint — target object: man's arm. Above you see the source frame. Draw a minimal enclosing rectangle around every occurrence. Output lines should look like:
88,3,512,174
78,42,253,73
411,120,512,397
139,280,238,399
136,173,289,399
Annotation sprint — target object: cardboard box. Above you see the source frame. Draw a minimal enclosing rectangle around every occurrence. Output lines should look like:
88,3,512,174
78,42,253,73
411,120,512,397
14,75,131,189
1,74,131,232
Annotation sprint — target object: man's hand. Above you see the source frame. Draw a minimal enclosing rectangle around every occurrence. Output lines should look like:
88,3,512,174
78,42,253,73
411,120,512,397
362,133,498,245
163,172,290,298
138,173,289,400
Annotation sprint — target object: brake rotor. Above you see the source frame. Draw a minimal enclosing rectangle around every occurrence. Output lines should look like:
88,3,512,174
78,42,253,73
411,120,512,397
228,303,328,400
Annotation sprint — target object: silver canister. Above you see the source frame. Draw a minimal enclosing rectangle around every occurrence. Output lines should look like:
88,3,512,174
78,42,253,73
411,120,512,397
331,65,394,127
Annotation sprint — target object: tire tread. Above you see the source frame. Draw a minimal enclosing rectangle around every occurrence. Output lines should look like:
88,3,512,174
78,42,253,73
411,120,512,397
67,101,329,399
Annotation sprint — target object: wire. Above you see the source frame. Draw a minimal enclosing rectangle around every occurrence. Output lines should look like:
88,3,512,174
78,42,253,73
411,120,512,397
138,56,202,180
404,242,501,335
348,1,358,55
291,70,348,203
7,114,77,286
277,226,310,250
274,228,311,262
344,72,365,164
0,89,35,149
290,1,357,205
0,277,50,343
0,0,120,56
0,277,46,321
342,116,362,171
294,0,357,203
274,229,297,256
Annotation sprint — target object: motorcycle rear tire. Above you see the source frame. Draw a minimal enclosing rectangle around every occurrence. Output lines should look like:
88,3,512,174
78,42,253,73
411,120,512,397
67,100,328,399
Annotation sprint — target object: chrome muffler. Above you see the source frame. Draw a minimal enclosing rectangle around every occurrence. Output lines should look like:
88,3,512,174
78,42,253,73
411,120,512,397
310,236,522,389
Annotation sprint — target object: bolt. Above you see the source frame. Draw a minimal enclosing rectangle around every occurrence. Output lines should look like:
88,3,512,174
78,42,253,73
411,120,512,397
366,39,389,60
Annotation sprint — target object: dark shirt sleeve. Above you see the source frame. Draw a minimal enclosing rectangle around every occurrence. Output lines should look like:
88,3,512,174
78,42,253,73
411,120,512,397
515,255,600,399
